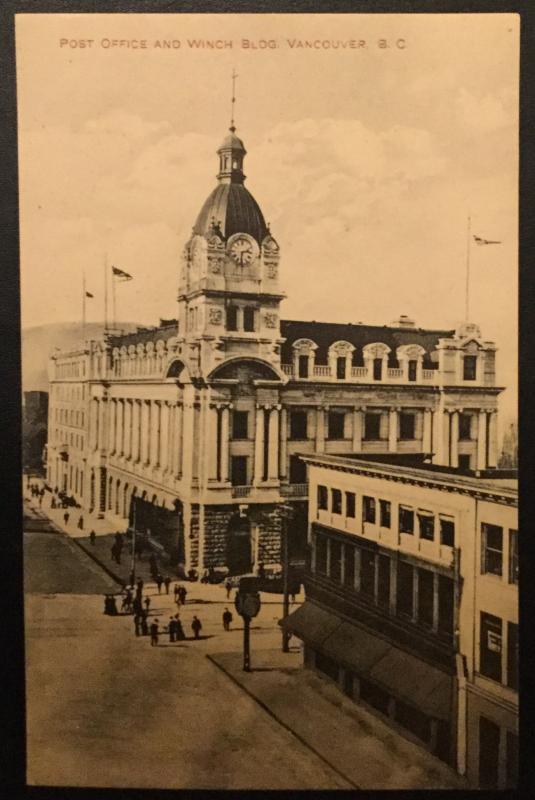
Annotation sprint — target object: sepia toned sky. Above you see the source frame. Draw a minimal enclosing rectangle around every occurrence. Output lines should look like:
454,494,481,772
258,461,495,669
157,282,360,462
16,13,518,421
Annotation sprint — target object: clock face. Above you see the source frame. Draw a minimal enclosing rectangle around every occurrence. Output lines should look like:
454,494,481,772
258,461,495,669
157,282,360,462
229,236,254,265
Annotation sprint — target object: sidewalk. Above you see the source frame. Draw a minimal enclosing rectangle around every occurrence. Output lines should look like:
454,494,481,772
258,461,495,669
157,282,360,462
208,649,467,791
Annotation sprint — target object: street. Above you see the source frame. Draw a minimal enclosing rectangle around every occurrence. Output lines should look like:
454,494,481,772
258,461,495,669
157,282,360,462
24,501,349,789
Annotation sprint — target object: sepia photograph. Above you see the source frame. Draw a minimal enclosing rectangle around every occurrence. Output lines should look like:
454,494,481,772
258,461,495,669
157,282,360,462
16,10,518,791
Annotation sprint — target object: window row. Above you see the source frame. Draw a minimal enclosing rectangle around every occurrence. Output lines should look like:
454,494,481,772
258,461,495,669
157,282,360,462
55,407,85,427
479,611,518,691
481,524,518,584
317,485,455,546
314,532,455,635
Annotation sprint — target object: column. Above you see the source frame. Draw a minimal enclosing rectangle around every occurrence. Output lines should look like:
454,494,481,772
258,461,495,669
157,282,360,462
267,406,280,480
315,406,325,453
477,409,487,470
442,411,451,466
352,407,363,451
92,399,99,451
168,404,176,474
253,405,265,484
132,400,140,462
450,410,459,468
422,408,432,453
152,401,161,466
388,408,398,453
208,405,220,480
124,400,132,459
279,407,288,479
220,405,230,482
141,401,149,464
98,399,106,451
160,402,169,471
175,402,184,477
146,401,153,465
117,400,124,457
488,411,498,468
109,399,116,454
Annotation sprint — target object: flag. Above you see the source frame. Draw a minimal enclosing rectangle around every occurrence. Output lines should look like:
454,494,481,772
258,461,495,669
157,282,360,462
473,235,501,245
85,291,94,298
112,265,133,281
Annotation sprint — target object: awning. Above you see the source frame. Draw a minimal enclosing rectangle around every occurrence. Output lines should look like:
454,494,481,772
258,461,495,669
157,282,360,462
281,601,452,721
279,601,340,647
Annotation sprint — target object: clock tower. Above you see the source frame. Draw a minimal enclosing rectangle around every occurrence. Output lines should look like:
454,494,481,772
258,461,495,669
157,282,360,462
178,123,286,379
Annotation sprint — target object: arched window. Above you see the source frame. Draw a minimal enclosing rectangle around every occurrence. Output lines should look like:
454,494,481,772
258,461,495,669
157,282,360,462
328,341,355,381
396,344,426,382
363,343,391,381
292,338,318,379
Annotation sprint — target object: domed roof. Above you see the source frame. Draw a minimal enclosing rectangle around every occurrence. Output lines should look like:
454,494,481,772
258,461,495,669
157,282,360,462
193,183,268,244
218,130,246,152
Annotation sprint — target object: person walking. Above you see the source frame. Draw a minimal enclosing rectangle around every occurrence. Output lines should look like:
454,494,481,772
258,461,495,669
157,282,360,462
163,576,171,595
175,614,185,640
179,585,187,606
141,611,149,636
168,616,177,643
173,582,180,601
222,607,233,631
89,530,96,546
225,578,232,599
63,511,69,526
137,577,144,595
78,515,84,530
191,615,202,640
144,596,151,613
134,614,141,637
156,574,163,594
150,619,159,646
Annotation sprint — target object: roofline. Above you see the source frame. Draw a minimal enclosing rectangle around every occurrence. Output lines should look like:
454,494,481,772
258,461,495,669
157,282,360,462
280,319,455,335
301,452,518,504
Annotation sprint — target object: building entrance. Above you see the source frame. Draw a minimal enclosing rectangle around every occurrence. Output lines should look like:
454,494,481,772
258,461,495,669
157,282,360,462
226,513,252,575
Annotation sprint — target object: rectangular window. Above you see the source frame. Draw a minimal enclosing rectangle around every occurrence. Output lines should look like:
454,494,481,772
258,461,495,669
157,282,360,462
327,411,345,440
373,358,383,380
440,517,455,547
399,506,414,534
397,561,414,617
458,454,471,471
364,412,381,440
345,492,356,518
330,540,342,583
336,357,346,379
509,530,518,584
379,499,391,528
243,306,255,332
317,484,328,511
507,622,518,691
418,568,434,628
463,355,477,380
481,523,503,576
480,612,502,682
418,512,435,541
479,717,500,789
360,550,376,598
290,410,308,440
232,410,248,440
363,496,376,524
408,359,418,382
230,455,248,487
377,554,391,608
506,732,519,789
399,412,416,440
227,305,238,331
438,575,454,635
459,413,472,440
344,545,355,588
316,534,328,575
331,488,342,515
298,355,309,378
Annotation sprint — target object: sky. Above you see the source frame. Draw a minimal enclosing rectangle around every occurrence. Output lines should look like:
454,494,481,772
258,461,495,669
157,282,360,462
16,13,518,423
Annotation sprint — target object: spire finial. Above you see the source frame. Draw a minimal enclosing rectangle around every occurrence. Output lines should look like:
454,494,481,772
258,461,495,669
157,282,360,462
230,69,238,132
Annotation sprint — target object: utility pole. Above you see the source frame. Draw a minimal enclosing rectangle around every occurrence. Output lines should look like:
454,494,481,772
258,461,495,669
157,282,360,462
131,499,137,585
280,503,293,653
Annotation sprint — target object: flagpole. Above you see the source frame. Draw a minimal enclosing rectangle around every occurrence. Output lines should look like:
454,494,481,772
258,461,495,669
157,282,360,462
82,271,86,344
464,214,471,322
112,267,117,333
104,254,108,336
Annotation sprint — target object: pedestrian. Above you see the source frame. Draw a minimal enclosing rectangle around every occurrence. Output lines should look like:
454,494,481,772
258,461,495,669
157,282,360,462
78,515,84,530
168,616,177,643
134,614,141,637
133,596,143,616
222,607,233,631
89,530,96,546
144,596,151,613
137,577,144,594
109,596,118,616
164,575,171,594
225,578,232,599
191,616,202,639
103,594,110,615
179,585,187,606
129,570,135,588
173,582,180,601
63,511,69,526
141,612,149,636
51,496,56,509
38,493,43,507
175,614,185,640
150,619,159,646
156,573,163,594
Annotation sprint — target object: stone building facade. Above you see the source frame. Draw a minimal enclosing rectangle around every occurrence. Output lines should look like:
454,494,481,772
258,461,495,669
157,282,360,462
46,123,504,575
284,454,517,787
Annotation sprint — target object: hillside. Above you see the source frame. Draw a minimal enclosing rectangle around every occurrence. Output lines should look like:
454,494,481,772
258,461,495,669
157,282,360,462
22,321,141,392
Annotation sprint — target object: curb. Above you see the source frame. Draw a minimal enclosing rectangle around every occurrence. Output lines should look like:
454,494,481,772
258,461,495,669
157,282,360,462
206,653,359,790
70,537,125,587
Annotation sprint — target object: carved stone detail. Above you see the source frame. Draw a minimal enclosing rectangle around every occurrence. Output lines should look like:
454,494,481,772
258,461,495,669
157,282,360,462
265,313,278,329
208,307,223,324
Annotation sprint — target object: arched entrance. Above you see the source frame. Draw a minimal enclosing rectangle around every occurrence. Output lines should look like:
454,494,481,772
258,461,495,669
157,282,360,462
226,513,252,576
